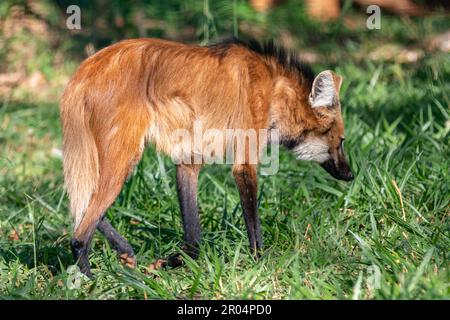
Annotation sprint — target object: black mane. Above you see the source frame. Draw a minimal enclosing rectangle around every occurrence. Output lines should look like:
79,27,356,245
208,37,315,83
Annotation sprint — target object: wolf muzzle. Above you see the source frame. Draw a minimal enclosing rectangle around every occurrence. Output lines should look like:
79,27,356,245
321,158,354,181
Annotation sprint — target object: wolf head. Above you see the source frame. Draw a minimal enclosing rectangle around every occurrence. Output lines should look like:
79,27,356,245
281,70,353,181
297,70,353,181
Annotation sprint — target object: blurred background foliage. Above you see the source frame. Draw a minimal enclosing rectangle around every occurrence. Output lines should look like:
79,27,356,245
0,1,448,63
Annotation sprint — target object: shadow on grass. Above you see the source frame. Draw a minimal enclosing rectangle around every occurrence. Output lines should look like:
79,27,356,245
1,241,73,275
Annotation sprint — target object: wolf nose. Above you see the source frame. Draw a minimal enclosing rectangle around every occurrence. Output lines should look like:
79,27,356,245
346,171,354,181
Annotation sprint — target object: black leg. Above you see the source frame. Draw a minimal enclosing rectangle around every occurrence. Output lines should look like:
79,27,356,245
149,164,202,270
97,217,136,267
176,164,202,258
71,232,95,278
233,164,263,255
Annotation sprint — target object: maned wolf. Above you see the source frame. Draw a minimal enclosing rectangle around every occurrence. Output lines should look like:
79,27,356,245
60,38,353,277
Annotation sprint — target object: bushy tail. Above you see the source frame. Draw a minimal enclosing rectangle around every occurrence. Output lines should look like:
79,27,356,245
60,86,99,230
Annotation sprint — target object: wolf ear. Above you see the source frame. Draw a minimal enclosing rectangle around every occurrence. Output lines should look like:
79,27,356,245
309,70,341,108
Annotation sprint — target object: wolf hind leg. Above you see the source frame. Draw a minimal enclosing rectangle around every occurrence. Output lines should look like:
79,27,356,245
71,106,150,277
97,217,136,268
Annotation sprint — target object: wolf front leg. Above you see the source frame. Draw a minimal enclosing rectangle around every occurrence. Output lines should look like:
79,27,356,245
176,164,202,259
149,164,202,270
233,164,263,256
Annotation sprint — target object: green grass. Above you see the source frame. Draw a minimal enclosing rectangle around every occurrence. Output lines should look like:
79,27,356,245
0,3,449,299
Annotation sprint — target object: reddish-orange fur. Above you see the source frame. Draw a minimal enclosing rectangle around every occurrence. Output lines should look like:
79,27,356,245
61,38,347,250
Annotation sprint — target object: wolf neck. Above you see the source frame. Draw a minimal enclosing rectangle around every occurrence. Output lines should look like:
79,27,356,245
268,63,317,148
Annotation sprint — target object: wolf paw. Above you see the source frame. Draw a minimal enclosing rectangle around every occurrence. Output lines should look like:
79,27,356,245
146,253,184,272
119,253,136,268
